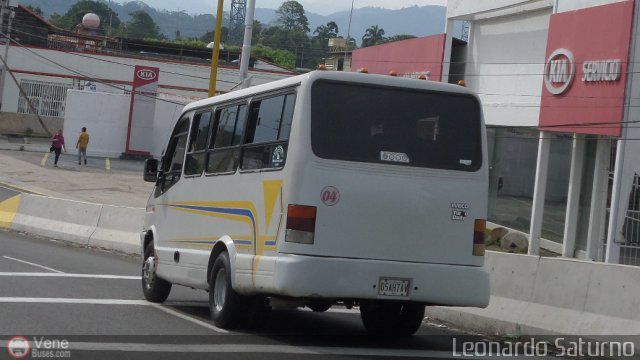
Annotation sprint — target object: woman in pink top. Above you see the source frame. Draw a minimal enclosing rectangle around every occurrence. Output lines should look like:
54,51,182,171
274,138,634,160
51,129,66,167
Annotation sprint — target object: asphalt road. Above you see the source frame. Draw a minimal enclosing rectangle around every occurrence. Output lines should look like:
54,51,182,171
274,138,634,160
0,185,18,202
0,230,496,360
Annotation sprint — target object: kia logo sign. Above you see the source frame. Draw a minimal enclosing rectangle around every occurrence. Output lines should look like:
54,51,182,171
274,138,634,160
544,48,575,95
137,69,157,81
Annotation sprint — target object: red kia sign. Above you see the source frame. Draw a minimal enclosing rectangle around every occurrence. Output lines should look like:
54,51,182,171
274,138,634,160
538,0,634,137
136,69,158,81
126,66,160,154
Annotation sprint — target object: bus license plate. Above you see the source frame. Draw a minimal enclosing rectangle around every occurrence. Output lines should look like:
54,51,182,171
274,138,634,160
378,278,410,297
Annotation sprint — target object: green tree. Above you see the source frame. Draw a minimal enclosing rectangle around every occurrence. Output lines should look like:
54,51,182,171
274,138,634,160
252,44,295,69
312,21,339,46
361,25,386,47
26,5,44,17
385,34,417,43
275,1,310,33
119,10,162,40
50,0,121,33
199,27,229,43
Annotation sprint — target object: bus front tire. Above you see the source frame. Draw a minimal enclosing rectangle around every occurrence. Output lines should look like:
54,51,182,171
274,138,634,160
142,243,172,303
359,301,425,336
209,251,247,329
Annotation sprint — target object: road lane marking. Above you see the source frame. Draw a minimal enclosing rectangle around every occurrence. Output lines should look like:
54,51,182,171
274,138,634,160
40,152,49,167
0,272,138,279
2,256,63,273
0,296,228,334
148,303,228,334
106,158,111,171
0,297,149,305
0,341,452,358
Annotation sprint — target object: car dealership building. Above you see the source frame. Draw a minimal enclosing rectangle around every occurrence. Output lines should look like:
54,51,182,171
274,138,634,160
352,0,640,265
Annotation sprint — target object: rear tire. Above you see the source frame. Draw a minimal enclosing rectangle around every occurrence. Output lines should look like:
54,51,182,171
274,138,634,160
359,301,425,336
142,242,172,303
209,251,248,329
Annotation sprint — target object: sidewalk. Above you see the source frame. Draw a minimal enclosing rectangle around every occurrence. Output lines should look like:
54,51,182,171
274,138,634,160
0,137,153,208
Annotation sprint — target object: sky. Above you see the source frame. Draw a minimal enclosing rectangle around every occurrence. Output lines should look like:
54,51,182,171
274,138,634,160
112,0,448,16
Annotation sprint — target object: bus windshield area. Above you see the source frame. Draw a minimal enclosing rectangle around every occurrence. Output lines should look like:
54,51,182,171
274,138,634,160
311,81,483,171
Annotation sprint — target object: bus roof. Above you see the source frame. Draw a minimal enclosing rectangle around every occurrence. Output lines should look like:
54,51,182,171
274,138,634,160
182,71,476,113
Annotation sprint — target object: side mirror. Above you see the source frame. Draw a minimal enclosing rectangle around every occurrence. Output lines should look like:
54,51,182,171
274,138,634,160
143,158,159,183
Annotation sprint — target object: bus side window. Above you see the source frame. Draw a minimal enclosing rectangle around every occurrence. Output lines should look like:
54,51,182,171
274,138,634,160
241,93,295,171
185,111,213,176
156,115,190,196
206,104,247,174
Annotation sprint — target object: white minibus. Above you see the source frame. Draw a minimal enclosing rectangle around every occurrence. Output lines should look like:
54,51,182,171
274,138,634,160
141,70,490,335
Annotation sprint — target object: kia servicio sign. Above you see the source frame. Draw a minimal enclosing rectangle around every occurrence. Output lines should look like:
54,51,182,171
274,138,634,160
538,0,634,137
544,48,575,95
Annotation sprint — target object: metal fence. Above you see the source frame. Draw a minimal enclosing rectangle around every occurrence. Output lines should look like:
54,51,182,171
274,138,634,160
620,173,640,265
598,142,640,265
17,79,73,118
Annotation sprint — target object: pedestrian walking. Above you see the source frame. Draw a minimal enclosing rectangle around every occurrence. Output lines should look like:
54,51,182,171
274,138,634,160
76,127,90,165
51,129,66,167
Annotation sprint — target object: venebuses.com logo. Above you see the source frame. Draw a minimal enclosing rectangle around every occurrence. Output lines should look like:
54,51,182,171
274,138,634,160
6,336,30,358
6,336,71,359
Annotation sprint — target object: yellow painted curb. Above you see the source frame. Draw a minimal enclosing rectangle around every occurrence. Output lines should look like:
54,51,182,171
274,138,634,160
0,194,21,229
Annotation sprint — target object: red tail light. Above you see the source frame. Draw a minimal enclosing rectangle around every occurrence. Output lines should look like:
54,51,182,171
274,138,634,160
473,219,486,256
285,204,316,244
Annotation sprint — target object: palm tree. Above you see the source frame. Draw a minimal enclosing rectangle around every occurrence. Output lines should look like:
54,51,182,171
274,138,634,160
361,25,386,47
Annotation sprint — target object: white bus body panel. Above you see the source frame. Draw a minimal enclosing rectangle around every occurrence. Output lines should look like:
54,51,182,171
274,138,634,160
143,71,490,307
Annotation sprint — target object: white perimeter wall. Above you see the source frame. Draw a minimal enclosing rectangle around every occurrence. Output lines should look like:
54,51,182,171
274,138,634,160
64,90,184,158
2,46,292,114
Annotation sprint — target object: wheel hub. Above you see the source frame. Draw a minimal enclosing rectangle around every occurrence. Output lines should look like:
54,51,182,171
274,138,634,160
143,256,157,288
213,269,227,312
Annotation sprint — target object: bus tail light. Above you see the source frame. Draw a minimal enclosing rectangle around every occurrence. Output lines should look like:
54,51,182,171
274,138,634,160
285,204,316,244
473,219,486,256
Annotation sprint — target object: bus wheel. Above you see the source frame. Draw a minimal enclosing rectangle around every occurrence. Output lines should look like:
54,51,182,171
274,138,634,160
142,242,172,303
359,301,425,336
209,251,247,328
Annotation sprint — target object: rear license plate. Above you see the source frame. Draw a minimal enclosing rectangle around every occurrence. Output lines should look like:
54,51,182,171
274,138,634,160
378,278,410,297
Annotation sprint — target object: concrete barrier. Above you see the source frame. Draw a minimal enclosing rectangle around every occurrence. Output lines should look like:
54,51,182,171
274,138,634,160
11,194,102,245
427,251,640,335
89,204,144,254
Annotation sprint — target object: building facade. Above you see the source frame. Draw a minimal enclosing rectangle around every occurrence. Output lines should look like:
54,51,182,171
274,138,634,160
444,0,640,264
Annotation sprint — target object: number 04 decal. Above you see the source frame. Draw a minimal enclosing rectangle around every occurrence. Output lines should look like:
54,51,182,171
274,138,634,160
321,186,340,206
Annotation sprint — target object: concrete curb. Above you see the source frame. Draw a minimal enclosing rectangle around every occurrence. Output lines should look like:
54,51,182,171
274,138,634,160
12,194,102,245
9,193,143,254
426,251,640,336
0,143,49,153
88,204,144,254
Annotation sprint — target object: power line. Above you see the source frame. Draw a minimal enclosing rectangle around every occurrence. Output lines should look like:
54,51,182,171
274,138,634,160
1,30,192,106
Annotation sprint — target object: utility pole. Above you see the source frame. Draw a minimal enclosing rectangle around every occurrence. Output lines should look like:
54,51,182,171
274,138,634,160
0,0,13,111
238,0,255,89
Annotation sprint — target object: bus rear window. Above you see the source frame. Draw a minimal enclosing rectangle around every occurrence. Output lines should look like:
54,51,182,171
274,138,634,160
311,81,483,171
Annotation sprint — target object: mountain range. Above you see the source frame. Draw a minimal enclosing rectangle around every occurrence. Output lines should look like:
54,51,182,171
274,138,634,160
19,0,446,45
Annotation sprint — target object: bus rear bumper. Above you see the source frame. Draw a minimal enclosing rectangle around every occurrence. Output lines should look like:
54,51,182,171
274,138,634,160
273,253,490,307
